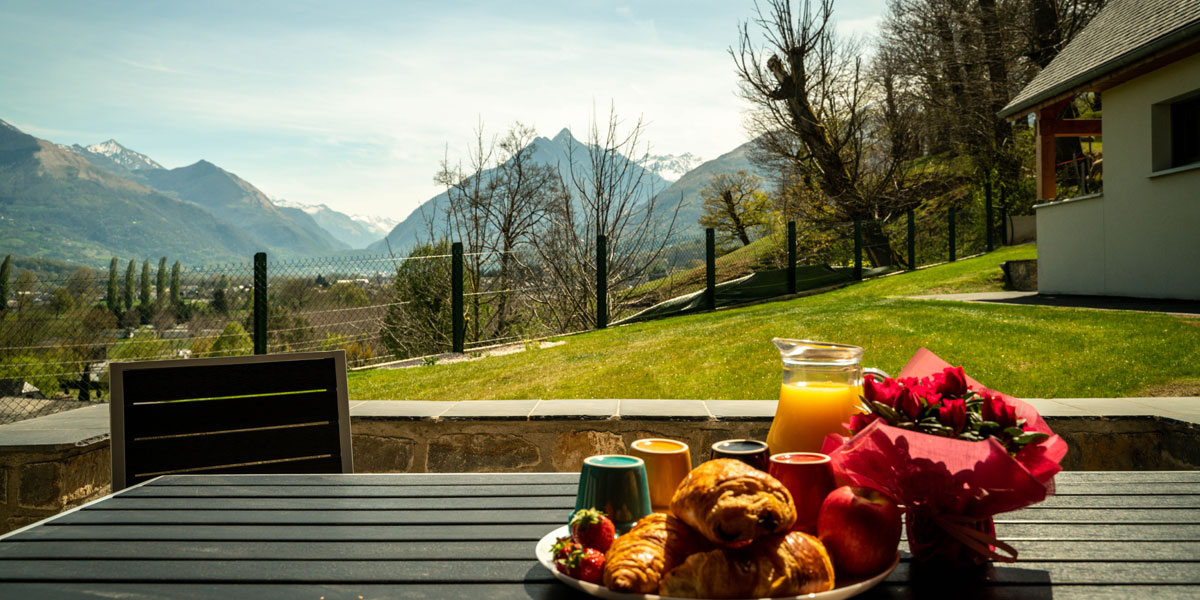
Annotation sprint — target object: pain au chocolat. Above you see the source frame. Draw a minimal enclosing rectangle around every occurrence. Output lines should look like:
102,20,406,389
668,458,796,548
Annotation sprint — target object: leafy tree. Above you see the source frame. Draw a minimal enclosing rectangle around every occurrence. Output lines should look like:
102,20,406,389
109,326,169,361
169,261,182,315
326,282,369,307
211,275,229,315
698,171,771,247
211,321,252,357
380,240,453,358
0,254,10,314
155,257,167,307
123,259,135,313
106,258,120,317
65,267,94,305
50,287,74,314
15,270,36,312
274,278,316,311
138,260,152,323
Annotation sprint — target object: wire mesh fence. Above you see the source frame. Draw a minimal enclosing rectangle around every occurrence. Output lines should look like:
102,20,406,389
0,198,1006,423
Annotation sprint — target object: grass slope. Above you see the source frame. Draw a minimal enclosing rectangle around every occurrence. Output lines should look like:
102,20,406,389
349,245,1200,400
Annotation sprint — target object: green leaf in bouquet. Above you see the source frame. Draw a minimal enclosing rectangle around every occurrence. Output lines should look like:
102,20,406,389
1003,426,1026,438
1013,431,1050,446
872,401,901,423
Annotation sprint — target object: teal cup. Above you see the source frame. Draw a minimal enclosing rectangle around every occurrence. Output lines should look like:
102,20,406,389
574,455,652,532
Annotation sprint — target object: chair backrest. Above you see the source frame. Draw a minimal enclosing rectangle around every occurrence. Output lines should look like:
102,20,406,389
110,350,352,490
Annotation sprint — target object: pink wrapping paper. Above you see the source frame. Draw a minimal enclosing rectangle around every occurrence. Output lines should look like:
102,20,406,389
820,348,1068,564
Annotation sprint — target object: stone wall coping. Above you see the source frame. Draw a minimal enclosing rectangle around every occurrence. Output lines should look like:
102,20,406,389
0,397,1195,452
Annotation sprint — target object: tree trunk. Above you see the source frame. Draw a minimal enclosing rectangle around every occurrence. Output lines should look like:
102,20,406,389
978,0,1013,157
768,52,896,266
862,220,897,268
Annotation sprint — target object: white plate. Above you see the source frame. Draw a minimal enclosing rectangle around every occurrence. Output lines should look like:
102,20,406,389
535,525,898,600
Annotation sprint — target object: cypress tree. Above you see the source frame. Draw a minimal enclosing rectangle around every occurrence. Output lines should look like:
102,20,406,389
139,260,151,307
156,257,167,305
0,254,10,314
123,259,136,313
106,258,120,317
170,261,182,313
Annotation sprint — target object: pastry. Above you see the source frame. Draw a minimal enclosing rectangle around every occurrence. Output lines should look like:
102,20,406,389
669,458,796,547
602,512,709,594
659,530,835,598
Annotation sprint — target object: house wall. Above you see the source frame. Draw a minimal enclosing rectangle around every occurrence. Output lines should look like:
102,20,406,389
1037,51,1200,299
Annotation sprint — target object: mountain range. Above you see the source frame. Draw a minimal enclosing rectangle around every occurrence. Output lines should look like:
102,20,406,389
370,129,766,255
0,117,769,268
272,198,397,249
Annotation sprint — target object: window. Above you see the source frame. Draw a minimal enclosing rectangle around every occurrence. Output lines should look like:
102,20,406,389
1152,90,1200,172
1171,95,1200,168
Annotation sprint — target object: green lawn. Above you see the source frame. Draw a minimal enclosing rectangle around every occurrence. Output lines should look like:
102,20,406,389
349,244,1200,400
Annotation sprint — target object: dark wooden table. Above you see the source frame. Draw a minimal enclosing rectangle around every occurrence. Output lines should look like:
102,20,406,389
0,471,1197,598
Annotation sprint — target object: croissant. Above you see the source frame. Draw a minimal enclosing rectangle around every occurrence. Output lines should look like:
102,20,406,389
669,458,796,547
659,530,835,598
602,512,710,594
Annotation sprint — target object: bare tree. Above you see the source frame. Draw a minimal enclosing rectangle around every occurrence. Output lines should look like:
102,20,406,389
698,171,770,247
484,123,558,335
435,120,494,344
734,0,908,267
531,104,682,329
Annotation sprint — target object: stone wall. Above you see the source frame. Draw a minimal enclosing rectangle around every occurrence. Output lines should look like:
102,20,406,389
0,441,111,533
1,401,1197,535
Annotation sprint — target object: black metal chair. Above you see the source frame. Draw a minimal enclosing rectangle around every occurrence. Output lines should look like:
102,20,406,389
109,350,352,490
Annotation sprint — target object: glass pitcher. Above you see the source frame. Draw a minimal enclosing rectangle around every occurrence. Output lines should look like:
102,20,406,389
765,339,888,454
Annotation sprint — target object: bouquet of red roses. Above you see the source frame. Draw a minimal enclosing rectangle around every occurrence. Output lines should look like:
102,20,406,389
821,349,1068,566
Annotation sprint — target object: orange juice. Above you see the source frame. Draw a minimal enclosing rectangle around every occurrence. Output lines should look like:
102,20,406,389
766,382,864,454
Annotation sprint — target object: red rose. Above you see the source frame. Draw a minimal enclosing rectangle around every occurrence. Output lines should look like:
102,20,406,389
896,385,924,421
864,374,901,408
934,366,969,398
848,412,880,433
982,393,1019,430
938,398,967,435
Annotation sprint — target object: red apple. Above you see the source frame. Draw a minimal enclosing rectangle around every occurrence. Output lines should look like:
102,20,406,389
817,485,901,577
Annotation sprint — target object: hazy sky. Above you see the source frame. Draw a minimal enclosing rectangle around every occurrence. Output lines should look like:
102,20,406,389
0,0,886,221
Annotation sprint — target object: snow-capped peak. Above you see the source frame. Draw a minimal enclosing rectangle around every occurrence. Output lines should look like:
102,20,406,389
84,139,163,171
639,152,703,182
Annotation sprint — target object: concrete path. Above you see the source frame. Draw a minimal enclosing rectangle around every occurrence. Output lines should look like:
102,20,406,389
909,291,1200,316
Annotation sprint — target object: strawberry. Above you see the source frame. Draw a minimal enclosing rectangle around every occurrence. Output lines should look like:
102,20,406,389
566,546,605,585
569,508,616,553
550,536,581,574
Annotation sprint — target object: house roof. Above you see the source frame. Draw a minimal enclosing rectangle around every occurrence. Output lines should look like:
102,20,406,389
999,0,1200,119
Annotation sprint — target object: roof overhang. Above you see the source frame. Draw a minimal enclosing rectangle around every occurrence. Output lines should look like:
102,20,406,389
999,21,1200,120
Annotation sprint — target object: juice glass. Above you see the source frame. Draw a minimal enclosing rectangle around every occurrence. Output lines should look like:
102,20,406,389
765,339,886,454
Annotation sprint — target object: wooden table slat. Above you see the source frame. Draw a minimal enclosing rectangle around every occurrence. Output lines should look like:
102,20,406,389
57,507,1200,525
2,539,1198,562
120,483,579,498
54,508,570,526
144,473,582,486
12,522,1200,542
1,559,1199,585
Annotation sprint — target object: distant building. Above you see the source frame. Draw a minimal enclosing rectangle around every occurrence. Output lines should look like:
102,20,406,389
1000,0,1200,300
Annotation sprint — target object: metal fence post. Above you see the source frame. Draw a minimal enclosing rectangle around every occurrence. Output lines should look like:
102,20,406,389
705,228,716,311
853,217,863,280
452,242,464,352
596,235,607,329
985,178,994,252
787,221,797,294
948,208,957,262
907,210,916,271
253,252,267,355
